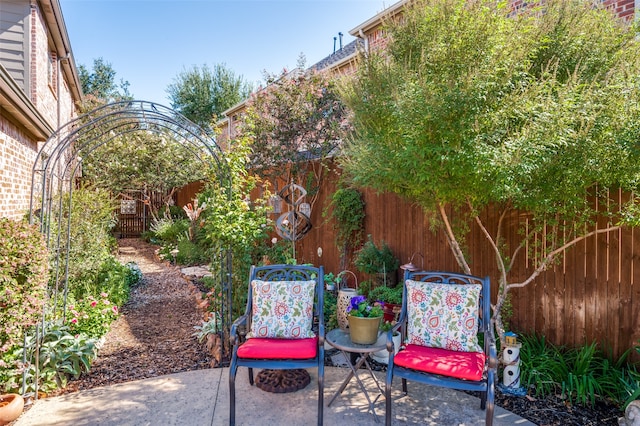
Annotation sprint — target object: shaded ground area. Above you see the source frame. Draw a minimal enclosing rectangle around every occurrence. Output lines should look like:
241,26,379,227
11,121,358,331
54,238,623,425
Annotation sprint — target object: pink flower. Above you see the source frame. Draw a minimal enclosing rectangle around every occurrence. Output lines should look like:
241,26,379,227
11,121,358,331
90,301,97,308
100,292,108,298
112,306,118,314
71,318,78,324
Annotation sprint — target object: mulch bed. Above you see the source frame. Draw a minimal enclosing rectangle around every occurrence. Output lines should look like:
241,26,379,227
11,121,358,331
51,238,624,425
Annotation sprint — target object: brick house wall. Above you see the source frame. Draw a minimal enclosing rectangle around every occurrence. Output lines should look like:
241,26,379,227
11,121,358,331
0,0,81,220
0,121,36,220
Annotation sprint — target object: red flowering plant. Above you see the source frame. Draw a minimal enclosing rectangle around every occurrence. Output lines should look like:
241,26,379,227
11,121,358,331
67,293,119,339
0,218,49,356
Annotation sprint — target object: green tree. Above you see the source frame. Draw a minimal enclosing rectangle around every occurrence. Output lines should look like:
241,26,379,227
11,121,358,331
166,63,253,128
79,131,205,217
199,135,272,319
76,60,208,222
341,0,640,343
78,57,131,101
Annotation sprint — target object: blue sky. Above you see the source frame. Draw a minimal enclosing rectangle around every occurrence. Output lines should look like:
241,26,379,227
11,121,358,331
59,0,392,106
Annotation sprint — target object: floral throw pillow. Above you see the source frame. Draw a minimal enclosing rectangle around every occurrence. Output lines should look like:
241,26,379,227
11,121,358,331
405,280,481,352
247,280,316,339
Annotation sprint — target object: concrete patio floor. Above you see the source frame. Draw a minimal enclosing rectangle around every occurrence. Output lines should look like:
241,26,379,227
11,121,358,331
14,366,534,425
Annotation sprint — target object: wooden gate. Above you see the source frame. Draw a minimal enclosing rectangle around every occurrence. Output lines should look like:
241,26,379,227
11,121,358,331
116,190,167,237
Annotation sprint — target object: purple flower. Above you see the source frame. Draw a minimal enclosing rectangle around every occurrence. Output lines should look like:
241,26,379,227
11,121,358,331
349,295,366,311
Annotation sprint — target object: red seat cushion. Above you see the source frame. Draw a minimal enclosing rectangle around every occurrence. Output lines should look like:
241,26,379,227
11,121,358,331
393,344,485,381
236,337,318,359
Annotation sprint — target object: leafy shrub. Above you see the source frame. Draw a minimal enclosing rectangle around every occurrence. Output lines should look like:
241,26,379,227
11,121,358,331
354,235,399,282
1,322,97,393
323,186,366,259
519,334,568,397
0,218,49,354
324,290,338,330
199,136,272,319
369,284,403,305
72,257,132,307
562,342,626,407
150,218,190,244
66,294,119,339
519,333,637,408
125,261,143,287
158,204,187,220
174,238,207,265
193,313,222,342
49,186,117,298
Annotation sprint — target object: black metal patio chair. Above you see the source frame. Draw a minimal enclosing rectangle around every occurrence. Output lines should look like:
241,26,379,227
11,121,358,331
229,264,325,426
384,270,497,425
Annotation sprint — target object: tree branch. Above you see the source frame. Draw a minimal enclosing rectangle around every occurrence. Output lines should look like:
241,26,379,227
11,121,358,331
507,224,622,290
438,203,471,275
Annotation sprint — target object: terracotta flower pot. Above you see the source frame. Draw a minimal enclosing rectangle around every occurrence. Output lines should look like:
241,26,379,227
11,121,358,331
348,315,382,344
0,393,24,425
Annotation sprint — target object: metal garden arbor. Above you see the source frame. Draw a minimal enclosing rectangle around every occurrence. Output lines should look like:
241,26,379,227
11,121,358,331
26,100,233,391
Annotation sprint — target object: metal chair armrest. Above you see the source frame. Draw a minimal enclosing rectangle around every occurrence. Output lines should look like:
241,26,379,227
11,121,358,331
485,329,498,370
230,314,248,347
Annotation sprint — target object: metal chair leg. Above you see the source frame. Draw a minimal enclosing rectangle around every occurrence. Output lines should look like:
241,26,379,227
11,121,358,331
318,363,324,426
229,365,237,426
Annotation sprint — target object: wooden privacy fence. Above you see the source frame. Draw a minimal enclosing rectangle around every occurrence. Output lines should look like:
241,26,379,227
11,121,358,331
293,166,640,359
175,165,640,359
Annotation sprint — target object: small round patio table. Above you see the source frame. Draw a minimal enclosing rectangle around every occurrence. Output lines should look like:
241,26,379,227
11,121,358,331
326,328,386,423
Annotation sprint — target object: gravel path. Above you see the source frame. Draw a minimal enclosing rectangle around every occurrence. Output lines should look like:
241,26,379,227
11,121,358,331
52,238,211,395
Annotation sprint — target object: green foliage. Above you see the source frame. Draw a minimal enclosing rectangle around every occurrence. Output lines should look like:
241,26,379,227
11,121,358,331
174,238,208,266
193,313,222,342
323,290,338,331
49,186,118,299
66,294,119,339
2,322,97,393
167,63,253,129
242,64,352,196
89,257,134,307
78,57,131,101
323,186,366,261
151,218,191,245
0,218,49,354
340,0,640,344
125,261,143,287
354,235,399,275
519,333,637,408
347,295,384,318
261,238,296,265
80,133,204,198
520,334,568,397
562,342,626,407
368,285,403,305
65,256,133,310
200,136,272,318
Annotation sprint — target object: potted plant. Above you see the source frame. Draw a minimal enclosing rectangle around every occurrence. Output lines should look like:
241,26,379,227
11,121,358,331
324,272,337,291
346,295,384,344
354,235,399,287
369,285,403,322
372,320,402,364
